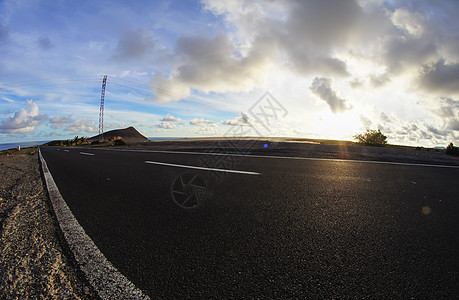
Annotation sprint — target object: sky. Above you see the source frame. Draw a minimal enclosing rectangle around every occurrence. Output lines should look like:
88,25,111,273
0,0,458,147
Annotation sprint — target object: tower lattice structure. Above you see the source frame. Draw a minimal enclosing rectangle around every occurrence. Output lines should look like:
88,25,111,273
98,75,108,142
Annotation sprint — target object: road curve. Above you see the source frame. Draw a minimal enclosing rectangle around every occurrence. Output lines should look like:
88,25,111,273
40,146,459,298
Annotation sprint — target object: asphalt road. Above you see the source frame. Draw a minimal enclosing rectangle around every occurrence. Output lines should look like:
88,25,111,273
40,146,459,298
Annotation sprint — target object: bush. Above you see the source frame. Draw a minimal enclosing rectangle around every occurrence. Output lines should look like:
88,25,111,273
114,139,127,146
354,129,387,146
445,142,459,156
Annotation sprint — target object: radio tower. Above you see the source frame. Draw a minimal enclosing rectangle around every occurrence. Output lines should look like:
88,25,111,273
98,75,108,142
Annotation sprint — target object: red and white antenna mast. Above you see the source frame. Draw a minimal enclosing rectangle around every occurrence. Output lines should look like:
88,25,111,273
98,75,108,142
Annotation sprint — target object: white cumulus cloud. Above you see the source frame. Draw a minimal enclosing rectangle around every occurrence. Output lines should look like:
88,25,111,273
189,117,216,127
160,114,183,122
0,100,47,134
221,112,254,126
155,122,177,129
49,114,73,129
67,118,96,133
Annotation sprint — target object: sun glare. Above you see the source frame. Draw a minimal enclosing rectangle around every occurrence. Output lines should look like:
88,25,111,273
312,110,362,140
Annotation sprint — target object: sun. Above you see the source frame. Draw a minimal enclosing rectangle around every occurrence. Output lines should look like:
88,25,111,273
311,109,362,141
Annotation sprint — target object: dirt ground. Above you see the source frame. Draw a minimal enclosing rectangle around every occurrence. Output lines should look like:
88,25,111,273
0,148,96,299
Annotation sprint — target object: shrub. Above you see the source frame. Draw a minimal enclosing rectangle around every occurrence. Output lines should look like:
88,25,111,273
113,138,127,146
445,142,459,156
354,129,388,146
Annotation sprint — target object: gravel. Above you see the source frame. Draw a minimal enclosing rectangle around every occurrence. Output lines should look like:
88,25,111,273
0,148,96,299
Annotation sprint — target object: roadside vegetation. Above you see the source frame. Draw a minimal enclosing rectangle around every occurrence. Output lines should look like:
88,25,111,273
446,142,459,156
354,129,388,146
106,136,127,146
46,135,127,147
46,136,88,147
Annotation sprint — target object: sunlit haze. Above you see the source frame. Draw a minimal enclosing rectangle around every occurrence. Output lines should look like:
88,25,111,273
1,0,458,147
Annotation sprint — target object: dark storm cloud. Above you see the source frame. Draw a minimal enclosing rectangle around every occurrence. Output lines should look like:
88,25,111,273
434,98,459,131
150,33,272,102
383,36,437,74
153,0,395,101
418,60,459,95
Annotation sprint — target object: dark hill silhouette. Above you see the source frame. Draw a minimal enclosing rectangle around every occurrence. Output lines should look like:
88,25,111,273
88,126,149,143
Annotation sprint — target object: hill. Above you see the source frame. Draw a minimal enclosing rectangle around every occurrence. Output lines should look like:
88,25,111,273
88,126,149,143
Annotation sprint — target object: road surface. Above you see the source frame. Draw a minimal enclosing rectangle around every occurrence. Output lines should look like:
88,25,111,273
40,146,459,298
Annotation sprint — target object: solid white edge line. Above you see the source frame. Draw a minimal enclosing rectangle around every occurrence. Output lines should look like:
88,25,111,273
145,160,261,175
38,148,150,300
80,152,95,156
94,148,459,169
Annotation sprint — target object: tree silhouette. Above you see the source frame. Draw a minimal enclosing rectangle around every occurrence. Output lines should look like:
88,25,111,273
446,142,459,156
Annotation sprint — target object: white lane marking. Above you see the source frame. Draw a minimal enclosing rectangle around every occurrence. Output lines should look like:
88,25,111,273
100,148,459,169
63,150,69,152
38,149,149,299
80,152,95,156
145,160,261,175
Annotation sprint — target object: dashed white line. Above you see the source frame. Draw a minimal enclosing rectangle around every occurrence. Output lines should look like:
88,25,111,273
63,150,69,152
100,148,459,169
145,160,261,175
80,152,95,156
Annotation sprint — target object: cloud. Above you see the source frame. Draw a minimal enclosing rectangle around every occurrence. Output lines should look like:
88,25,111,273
150,72,191,103
150,33,271,102
204,0,393,74
113,28,155,60
221,112,253,126
1,97,15,103
349,78,364,89
144,0,458,107
383,35,437,75
418,60,459,95
433,98,459,131
380,112,392,123
0,24,7,42
155,122,176,129
391,8,426,38
189,117,216,127
310,77,352,113
447,119,459,131
38,37,54,50
427,125,449,137
49,114,73,129
370,73,391,88
160,113,182,122
0,100,47,134
106,122,126,130
360,115,372,129
67,118,96,133
149,0,395,102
